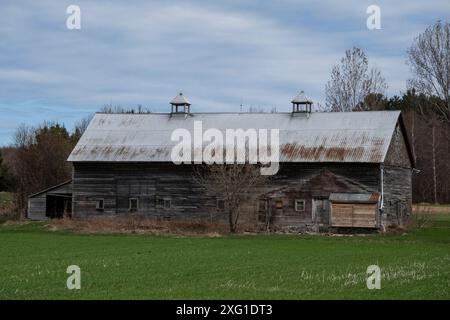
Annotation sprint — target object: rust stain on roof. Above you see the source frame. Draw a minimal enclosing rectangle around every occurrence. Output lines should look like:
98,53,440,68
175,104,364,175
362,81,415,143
369,192,381,202
280,143,382,162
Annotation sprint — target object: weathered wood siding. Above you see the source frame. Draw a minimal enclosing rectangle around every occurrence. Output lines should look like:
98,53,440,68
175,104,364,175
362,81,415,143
72,163,219,220
256,163,380,229
384,123,412,168
28,195,47,220
382,124,413,227
72,162,381,229
71,157,412,231
331,203,377,228
382,166,412,227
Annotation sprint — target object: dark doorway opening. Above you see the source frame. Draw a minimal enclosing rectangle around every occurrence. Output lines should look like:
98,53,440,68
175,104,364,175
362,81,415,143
46,195,72,218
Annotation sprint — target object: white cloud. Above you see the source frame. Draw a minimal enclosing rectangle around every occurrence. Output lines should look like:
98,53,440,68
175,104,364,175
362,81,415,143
0,0,448,144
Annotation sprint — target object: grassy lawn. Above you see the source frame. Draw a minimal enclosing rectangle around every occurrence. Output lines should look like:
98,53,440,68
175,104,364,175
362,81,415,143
0,216,449,299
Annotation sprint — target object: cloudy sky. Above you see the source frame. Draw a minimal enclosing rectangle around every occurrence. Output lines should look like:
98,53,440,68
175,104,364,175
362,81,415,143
0,0,449,145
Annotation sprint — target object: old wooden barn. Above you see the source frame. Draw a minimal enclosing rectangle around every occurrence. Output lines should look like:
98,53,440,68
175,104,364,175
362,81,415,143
28,94,414,232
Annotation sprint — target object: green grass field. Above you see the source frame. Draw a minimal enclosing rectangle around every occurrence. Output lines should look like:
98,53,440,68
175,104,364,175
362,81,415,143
0,215,449,299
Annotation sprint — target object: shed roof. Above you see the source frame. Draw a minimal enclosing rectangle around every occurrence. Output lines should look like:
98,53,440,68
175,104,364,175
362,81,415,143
68,111,403,163
28,180,72,198
329,192,380,203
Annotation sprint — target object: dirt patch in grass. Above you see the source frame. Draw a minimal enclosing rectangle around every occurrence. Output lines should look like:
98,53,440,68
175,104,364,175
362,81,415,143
385,225,409,235
47,215,231,236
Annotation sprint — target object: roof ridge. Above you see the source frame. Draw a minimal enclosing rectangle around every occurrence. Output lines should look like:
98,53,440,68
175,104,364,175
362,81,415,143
94,110,401,115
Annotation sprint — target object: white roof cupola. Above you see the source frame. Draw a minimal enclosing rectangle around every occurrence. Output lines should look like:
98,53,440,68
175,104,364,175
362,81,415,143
291,91,313,113
170,92,191,114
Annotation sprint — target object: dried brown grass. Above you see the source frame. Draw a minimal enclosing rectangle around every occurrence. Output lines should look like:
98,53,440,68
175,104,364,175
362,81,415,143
385,225,409,234
413,204,450,214
0,202,19,224
410,208,434,229
48,215,231,236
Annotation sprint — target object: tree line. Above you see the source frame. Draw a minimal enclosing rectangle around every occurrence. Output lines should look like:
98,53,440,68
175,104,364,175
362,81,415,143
0,123,79,217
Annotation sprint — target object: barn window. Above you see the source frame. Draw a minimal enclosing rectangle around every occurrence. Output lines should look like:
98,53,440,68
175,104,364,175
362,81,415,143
96,199,104,211
129,198,138,212
163,199,171,210
217,199,225,210
295,199,305,212
276,199,283,209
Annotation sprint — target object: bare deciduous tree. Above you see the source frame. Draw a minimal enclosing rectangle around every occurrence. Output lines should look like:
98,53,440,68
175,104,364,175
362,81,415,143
195,164,267,233
407,20,450,123
99,104,151,114
406,21,450,203
325,47,388,111
75,114,93,135
421,113,447,204
71,114,94,142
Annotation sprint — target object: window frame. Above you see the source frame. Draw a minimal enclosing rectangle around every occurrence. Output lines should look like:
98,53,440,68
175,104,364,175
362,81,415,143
129,198,139,212
163,199,171,210
275,199,283,209
96,199,104,211
217,199,225,211
294,199,306,212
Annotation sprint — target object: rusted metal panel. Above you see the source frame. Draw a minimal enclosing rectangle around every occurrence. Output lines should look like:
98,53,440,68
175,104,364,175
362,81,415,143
68,111,401,163
329,192,380,203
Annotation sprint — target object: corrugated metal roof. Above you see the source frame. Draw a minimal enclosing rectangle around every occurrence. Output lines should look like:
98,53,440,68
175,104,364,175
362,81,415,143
329,192,380,203
68,111,401,163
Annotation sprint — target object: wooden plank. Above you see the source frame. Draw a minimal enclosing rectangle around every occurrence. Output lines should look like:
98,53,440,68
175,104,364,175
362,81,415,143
331,203,353,227
331,202,377,228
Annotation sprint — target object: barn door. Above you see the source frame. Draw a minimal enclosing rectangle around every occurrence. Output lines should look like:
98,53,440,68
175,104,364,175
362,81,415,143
312,198,330,224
